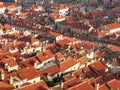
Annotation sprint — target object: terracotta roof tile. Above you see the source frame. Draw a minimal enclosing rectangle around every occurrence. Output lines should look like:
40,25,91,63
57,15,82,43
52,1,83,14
63,77,81,90
49,31,62,37
37,50,54,62
89,61,108,74
56,39,71,47
17,67,39,80
17,80,49,90
72,70,85,79
0,82,14,90
50,13,65,20
105,22,120,30
69,81,94,90
1,57,18,67
38,64,60,77
77,56,90,65
107,79,120,90
60,57,78,72
99,84,108,90
107,44,120,52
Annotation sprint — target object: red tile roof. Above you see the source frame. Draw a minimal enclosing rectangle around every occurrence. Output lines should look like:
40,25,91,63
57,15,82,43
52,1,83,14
59,4,67,10
83,66,95,77
17,80,49,90
50,13,65,20
49,31,62,37
77,56,90,65
1,57,18,67
90,29,108,36
72,70,85,79
69,81,94,90
56,39,71,47
17,67,39,80
108,79,120,89
107,44,120,52
60,57,78,72
38,64,60,77
63,77,81,90
89,61,108,74
0,82,14,90
105,22,120,30
37,50,54,62
54,52,65,61
94,52,108,58
24,56,40,67
99,84,108,90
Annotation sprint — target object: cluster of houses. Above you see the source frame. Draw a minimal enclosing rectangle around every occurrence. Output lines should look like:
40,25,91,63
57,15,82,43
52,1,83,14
0,0,120,90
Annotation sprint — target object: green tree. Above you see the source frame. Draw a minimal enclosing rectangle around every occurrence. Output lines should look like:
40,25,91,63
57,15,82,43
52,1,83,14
41,77,55,87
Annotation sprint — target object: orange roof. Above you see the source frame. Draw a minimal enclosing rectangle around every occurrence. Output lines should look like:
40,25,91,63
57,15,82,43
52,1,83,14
3,24,12,30
50,13,65,20
90,76,106,85
99,84,108,90
94,52,108,58
0,2,4,8
38,64,60,77
1,57,18,67
56,39,71,47
24,56,40,67
17,67,39,80
107,44,120,51
72,70,85,78
83,66,95,77
89,61,107,74
50,4,67,10
55,52,64,61
107,79,120,89
45,43,56,50
83,41,97,49
105,22,120,30
59,4,66,10
17,80,49,90
49,31,62,37
0,82,14,90
4,2,21,9
72,43,83,51
19,36,38,43
69,81,94,90
90,29,108,36
37,50,54,62
63,77,81,90
77,56,90,65
60,57,78,72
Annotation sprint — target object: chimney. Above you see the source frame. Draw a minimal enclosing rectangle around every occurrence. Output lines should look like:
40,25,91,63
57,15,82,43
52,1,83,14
8,66,11,72
95,83,99,90
0,70,4,81
34,62,37,68
9,76,13,84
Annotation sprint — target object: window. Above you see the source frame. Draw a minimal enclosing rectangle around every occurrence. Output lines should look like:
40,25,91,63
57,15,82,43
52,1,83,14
33,80,35,83
16,85,18,88
48,61,51,63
